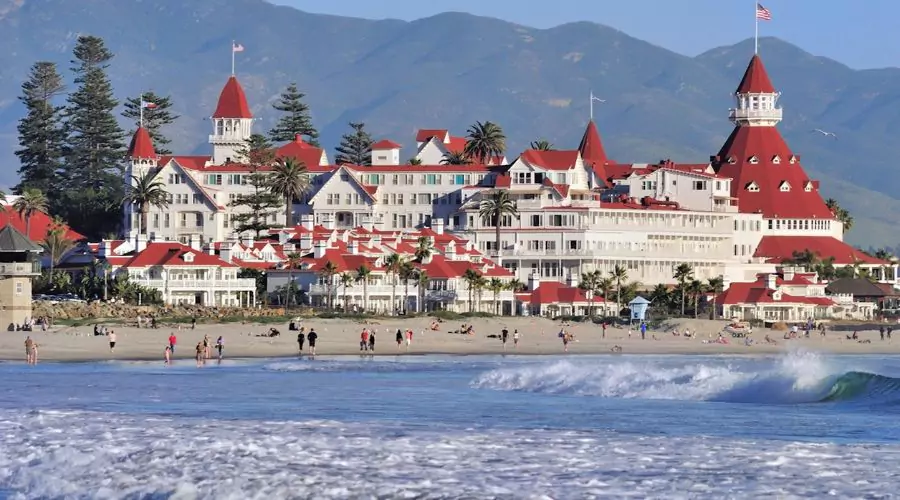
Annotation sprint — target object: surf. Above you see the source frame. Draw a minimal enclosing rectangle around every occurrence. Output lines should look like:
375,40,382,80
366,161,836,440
471,352,900,406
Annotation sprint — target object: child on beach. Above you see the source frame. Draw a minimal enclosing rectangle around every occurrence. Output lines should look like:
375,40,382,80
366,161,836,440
164,345,171,365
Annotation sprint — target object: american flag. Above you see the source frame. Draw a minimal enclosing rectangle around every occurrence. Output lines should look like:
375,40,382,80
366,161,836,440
756,3,772,21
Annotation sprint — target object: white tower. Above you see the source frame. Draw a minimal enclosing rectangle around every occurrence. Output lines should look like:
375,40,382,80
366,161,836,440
210,76,253,164
124,127,159,235
729,55,783,128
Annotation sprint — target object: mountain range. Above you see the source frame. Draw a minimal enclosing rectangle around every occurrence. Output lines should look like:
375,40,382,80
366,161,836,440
0,0,898,248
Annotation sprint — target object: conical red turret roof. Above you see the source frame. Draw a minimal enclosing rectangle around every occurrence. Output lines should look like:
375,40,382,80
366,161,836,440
578,120,608,167
735,54,776,94
127,126,157,160
213,76,253,119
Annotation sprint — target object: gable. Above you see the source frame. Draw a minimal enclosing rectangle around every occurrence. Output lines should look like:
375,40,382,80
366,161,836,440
308,167,376,205
163,160,224,211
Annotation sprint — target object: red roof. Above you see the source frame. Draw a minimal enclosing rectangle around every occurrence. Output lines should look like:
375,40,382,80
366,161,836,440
718,278,834,306
122,242,237,268
344,164,497,173
0,206,84,241
579,120,608,168
714,126,832,219
276,136,327,167
736,55,776,94
159,156,211,171
445,136,467,153
127,127,157,160
212,76,252,119
416,129,448,143
520,150,580,170
754,236,887,265
372,139,402,150
519,281,595,305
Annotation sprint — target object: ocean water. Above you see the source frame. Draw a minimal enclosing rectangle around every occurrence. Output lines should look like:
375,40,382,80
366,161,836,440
1,351,900,499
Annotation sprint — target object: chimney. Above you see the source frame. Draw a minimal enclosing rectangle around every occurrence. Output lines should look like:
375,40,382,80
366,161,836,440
135,234,147,253
99,240,112,258
322,213,335,230
314,240,328,259
299,234,313,251
205,242,215,255
783,267,795,282
528,271,541,291
766,273,777,290
433,218,444,235
189,234,201,251
300,214,314,231
348,240,359,255
220,244,233,263
445,242,457,261
241,234,254,248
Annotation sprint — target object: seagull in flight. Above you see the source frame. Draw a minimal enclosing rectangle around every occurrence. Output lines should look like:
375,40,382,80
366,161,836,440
811,128,837,139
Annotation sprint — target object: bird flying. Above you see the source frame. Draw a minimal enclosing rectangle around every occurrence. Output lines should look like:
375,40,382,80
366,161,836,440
811,128,837,139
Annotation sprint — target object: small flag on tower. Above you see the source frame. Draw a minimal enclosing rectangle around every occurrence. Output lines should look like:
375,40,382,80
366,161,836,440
756,3,771,21
141,101,158,110
232,42,245,53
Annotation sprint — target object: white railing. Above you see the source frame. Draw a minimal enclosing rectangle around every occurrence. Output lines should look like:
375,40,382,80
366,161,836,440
729,108,783,121
509,247,732,260
134,279,256,290
0,261,41,275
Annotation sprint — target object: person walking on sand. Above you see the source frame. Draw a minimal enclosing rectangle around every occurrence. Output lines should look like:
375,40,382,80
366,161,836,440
24,336,34,365
168,333,177,354
203,334,211,359
513,329,520,349
602,322,607,339
360,328,369,352
297,330,305,356
640,322,647,340
109,331,117,353
501,327,509,351
396,329,403,350
216,335,224,360
562,331,571,352
368,331,376,353
307,328,318,356
406,329,413,350
164,345,172,365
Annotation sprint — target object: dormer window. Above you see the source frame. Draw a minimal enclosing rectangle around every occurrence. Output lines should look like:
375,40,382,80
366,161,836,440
746,181,760,192
727,156,737,165
183,252,195,263
789,155,798,164
804,182,814,192
772,155,781,164
748,155,759,164
779,181,791,192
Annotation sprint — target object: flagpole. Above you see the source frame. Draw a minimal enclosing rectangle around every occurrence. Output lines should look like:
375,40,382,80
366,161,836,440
754,2,759,54
231,40,236,75
590,91,594,121
139,92,144,128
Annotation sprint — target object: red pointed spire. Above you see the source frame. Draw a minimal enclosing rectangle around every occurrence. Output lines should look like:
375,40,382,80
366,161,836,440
212,76,253,118
127,127,157,160
736,54,776,94
578,120,608,167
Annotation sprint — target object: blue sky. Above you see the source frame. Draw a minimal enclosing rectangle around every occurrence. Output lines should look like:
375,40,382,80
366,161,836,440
270,0,896,69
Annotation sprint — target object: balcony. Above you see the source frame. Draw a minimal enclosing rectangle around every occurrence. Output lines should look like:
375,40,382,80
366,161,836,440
133,278,256,290
729,108,783,122
0,261,41,276
509,247,732,261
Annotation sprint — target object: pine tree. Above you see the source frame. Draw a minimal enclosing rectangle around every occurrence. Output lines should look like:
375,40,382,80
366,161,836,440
269,83,319,146
334,122,373,166
63,35,126,194
15,61,66,195
58,35,126,240
122,92,179,155
229,134,283,237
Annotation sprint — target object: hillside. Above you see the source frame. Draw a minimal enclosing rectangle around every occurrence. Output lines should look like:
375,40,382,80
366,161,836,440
0,0,898,247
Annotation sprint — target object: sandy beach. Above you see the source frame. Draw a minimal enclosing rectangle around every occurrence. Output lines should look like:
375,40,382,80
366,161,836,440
3,316,900,362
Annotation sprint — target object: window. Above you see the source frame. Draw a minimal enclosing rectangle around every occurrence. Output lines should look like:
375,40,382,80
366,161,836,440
397,193,404,205
746,182,759,192
804,183,813,192
209,213,215,221
206,174,222,185
641,181,657,190
153,213,160,229
164,214,170,228
15,282,22,295
180,213,187,227
772,155,781,164
169,173,185,184
779,182,791,192
715,181,722,190
422,174,441,185
392,175,399,185
195,213,203,227
345,194,352,205
692,180,707,190
193,194,203,204
530,214,542,227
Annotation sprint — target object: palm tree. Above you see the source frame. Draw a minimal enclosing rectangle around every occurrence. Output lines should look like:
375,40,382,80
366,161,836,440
41,221,75,275
673,263,694,316
707,276,725,320
473,275,487,312
687,279,704,318
319,261,338,309
339,272,354,312
285,252,302,308
478,189,518,259
355,264,372,313
407,157,423,166
825,198,854,232
596,276,614,317
488,278,506,315
507,278,525,293
529,139,554,151
399,260,416,314
462,268,481,313
414,236,433,262
610,265,628,316
415,270,429,313
123,173,169,236
441,151,471,165
269,156,311,227
464,121,506,164
579,271,600,318
383,253,403,315
649,284,670,315
13,188,49,237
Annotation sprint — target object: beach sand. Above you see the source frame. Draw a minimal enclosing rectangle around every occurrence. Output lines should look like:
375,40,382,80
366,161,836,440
2,316,899,362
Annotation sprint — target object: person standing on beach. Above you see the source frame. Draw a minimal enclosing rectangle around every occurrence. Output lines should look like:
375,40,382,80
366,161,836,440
640,322,647,340
501,328,509,350
360,328,369,352
191,317,197,330
307,328,318,356
406,329,413,350
368,331,376,352
164,345,171,365
109,331,117,353
168,333,177,354
396,329,403,350
216,336,224,360
24,336,34,365
513,330,520,349
602,322,607,339
195,342,204,367
562,331,570,352
888,327,893,341
203,334,211,359
297,330,305,355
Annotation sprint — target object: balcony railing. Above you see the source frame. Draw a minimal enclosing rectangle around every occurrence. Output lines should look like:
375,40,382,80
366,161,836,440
0,261,41,276
133,279,256,290
509,247,732,260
